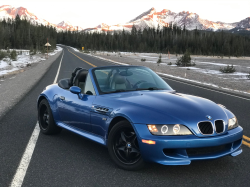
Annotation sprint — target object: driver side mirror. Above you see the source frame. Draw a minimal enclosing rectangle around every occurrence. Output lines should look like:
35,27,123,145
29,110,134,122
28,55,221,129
70,86,84,99
70,86,81,94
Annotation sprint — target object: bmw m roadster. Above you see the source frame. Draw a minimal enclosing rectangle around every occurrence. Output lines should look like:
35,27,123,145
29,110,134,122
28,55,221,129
37,66,243,170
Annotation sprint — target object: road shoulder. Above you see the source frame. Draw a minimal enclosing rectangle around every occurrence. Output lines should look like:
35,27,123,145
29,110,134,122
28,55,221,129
0,51,62,119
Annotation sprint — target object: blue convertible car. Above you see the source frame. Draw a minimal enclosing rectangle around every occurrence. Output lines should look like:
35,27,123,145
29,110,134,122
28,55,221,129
37,66,243,170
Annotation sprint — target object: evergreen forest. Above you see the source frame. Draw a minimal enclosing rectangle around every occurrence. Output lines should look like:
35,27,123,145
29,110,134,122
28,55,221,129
0,15,57,52
1,16,250,57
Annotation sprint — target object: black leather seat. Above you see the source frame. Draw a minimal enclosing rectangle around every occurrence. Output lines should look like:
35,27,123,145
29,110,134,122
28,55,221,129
58,68,88,90
73,69,88,92
58,78,70,89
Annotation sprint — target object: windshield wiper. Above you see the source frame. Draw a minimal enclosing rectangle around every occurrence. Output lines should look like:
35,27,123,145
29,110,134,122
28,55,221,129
136,87,161,91
103,89,135,94
103,87,164,94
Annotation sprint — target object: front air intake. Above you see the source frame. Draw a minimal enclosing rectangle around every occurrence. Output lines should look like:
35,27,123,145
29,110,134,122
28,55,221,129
215,120,224,133
198,122,213,135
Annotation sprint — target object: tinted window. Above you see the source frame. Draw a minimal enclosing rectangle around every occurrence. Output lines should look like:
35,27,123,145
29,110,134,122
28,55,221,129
93,66,172,94
84,74,96,95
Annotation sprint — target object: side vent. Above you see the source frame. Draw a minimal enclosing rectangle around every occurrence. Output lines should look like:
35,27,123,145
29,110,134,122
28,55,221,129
96,107,109,113
92,105,112,114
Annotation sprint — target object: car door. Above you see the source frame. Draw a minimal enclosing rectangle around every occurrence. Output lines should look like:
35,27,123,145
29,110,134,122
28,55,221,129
57,73,96,132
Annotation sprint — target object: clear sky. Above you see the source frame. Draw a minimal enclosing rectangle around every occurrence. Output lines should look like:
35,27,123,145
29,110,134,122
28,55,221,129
2,0,250,28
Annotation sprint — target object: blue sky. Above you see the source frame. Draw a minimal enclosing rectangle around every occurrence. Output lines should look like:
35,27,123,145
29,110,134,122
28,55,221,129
3,0,250,28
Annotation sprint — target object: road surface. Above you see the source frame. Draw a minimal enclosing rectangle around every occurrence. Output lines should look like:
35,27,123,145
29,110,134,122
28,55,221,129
1,46,250,187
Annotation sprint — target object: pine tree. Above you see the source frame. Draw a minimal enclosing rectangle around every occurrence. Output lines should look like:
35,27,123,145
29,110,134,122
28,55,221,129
157,54,162,65
176,51,193,66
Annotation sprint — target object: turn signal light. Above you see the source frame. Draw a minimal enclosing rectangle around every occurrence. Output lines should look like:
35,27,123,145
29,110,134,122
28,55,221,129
147,125,158,133
142,139,156,144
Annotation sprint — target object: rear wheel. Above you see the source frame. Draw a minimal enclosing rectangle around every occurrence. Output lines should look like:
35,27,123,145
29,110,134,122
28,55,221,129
38,99,61,135
108,120,144,170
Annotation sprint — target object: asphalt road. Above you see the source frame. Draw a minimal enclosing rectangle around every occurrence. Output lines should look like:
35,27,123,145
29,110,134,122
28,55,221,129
1,46,250,187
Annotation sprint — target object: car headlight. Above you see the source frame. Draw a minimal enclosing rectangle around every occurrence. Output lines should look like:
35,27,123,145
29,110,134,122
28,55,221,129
147,124,193,135
228,117,239,130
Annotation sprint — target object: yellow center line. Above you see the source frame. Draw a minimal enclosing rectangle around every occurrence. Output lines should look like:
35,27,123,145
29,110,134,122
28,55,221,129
68,48,109,75
68,49,96,67
242,140,250,148
243,135,250,142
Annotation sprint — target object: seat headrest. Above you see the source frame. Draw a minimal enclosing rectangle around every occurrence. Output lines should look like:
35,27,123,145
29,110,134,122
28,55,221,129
73,69,88,86
114,75,126,84
75,69,88,82
69,67,85,86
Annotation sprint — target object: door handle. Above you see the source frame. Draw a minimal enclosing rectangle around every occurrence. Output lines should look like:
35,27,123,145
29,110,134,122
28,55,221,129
60,96,65,100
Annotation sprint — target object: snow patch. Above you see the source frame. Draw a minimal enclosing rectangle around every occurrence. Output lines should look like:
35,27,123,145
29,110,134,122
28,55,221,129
0,46,62,77
0,68,18,76
69,47,80,52
197,61,238,66
0,61,9,69
179,67,200,70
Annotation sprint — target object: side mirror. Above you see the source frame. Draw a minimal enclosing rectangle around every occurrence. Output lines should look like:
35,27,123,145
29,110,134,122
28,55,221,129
70,86,81,94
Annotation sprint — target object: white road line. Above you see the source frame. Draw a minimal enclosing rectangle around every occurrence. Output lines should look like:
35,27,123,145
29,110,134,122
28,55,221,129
53,50,64,84
10,50,64,187
160,76,250,101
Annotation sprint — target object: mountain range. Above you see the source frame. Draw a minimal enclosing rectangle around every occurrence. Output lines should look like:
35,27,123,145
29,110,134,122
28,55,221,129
0,5,249,32
0,5,83,31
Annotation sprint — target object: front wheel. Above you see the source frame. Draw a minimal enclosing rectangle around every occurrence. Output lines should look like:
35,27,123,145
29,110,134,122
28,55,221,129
108,120,144,170
38,99,61,135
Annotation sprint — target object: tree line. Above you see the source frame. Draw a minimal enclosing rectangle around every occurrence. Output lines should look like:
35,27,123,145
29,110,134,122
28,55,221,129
1,16,250,57
0,15,57,52
57,24,250,57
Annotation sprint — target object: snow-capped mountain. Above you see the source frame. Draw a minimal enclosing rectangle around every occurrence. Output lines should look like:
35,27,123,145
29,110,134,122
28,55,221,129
234,17,250,31
0,5,82,31
57,20,83,31
0,5,249,32
128,8,238,30
83,7,249,32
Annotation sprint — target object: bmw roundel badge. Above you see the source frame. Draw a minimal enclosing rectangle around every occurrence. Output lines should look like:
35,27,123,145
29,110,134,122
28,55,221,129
206,115,212,120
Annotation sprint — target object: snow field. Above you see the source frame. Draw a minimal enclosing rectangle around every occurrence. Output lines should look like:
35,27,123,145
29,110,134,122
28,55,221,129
0,46,63,77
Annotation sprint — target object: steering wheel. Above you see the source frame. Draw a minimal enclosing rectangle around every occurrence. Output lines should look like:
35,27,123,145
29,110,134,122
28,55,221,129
133,80,147,88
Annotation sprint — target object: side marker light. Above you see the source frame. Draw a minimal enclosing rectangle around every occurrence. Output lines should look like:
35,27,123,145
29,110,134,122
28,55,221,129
142,139,156,144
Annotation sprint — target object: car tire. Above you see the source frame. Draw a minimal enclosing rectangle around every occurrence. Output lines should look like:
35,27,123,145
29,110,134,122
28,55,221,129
38,99,61,135
108,120,144,170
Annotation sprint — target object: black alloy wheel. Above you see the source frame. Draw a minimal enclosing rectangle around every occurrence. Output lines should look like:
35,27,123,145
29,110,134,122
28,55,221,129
38,99,61,135
114,129,141,164
108,120,144,170
40,106,49,130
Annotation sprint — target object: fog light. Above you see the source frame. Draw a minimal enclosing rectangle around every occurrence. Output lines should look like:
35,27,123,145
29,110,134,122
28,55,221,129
173,124,180,134
161,125,168,134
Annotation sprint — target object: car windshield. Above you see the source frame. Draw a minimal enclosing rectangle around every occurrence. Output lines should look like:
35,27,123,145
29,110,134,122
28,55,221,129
92,66,173,94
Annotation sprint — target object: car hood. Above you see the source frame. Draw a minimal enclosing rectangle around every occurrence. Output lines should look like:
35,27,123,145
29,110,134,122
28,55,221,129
94,90,232,136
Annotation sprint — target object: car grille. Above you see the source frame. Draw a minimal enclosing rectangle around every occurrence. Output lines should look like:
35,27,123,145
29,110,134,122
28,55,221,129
186,144,231,156
215,120,224,133
198,122,213,135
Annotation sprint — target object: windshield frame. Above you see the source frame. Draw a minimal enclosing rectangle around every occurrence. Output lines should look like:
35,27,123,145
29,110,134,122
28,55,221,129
91,65,173,95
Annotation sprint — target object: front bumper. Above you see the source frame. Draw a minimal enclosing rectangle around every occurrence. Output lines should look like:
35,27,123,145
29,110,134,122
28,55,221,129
133,124,243,165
